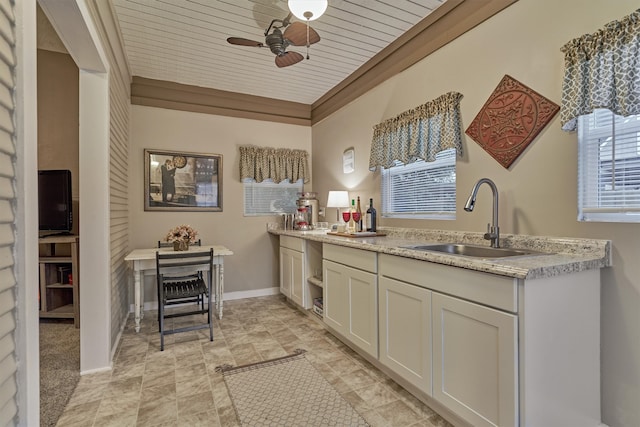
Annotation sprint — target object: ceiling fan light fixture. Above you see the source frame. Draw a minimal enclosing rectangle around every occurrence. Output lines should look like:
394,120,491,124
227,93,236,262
288,0,327,21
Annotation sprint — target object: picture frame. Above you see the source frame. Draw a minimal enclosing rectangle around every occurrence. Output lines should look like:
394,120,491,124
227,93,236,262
144,149,223,211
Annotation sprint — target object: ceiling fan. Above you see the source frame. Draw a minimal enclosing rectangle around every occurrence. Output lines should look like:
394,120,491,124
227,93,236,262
227,13,321,68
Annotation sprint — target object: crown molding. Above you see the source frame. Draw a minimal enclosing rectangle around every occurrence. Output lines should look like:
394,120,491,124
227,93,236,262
131,77,312,126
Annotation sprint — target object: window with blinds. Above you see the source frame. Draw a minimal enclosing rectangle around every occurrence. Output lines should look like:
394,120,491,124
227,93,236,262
381,148,456,219
243,179,303,216
578,109,640,222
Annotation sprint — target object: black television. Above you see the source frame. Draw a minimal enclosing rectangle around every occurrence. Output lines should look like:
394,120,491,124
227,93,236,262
38,170,73,234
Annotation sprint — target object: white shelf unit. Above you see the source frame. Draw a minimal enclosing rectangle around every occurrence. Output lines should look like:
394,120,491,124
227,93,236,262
38,235,80,327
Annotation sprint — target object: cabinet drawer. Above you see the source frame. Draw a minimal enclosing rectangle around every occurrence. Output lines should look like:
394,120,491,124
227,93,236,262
323,244,377,273
379,254,517,313
281,235,305,252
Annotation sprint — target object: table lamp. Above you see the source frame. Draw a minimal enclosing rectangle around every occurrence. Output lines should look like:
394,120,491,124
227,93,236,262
326,190,350,222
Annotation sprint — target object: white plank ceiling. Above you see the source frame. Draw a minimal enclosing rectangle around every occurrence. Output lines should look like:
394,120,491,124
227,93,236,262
112,0,446,104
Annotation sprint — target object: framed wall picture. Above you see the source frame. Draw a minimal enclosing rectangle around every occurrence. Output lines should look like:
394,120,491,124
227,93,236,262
144,149,223,211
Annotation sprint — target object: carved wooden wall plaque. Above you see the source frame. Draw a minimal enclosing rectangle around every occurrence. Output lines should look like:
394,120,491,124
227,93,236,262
465,74,559,169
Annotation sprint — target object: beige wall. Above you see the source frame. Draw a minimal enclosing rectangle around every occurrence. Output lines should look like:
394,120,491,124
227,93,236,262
37,49,79,235
37,49,78,191
129,105,312,300
312,0,639,426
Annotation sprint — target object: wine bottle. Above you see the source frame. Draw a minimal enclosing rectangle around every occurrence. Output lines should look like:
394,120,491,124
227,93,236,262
348,199,356,233
366,198,377,232
356,196,363,232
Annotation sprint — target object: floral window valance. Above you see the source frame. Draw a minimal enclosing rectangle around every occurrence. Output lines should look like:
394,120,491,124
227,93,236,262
239,145,309,183
560,9,640,131
369,91,463,171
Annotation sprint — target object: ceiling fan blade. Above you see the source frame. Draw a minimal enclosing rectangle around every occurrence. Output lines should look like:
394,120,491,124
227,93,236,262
283,22,320,46
227,37,264,47
275,51,304,68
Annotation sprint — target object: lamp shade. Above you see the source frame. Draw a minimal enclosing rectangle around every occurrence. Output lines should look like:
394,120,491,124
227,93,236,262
326,190,350,208
288,0,328,21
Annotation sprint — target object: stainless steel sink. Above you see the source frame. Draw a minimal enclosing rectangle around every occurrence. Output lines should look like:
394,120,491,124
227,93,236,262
402,243,548,258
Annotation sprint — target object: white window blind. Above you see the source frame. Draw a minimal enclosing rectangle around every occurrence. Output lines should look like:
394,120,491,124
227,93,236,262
381,148,456,220
578,109,640,222
243,179,303,216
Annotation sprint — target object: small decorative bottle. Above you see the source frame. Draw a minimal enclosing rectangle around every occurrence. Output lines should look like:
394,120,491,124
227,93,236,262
366,198,377,232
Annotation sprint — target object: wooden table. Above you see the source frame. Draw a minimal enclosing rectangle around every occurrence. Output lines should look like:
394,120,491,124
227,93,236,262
124,245,233,332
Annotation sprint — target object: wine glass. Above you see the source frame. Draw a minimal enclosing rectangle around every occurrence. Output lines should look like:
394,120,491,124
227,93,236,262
342,210,351,223
352,211,361,228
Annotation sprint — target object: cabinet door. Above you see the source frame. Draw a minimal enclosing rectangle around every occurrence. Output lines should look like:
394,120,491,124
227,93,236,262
279,247,292,298
344,264,378,358
280,247,305,306
289,249,305,307
323,259,348,335
432,292,518,427
379,277,431,395
324,259,378,358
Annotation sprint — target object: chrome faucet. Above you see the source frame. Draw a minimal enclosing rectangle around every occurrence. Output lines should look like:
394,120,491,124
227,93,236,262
464,178,500,248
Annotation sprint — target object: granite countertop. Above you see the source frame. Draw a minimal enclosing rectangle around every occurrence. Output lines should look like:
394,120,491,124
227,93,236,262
268,226,611,280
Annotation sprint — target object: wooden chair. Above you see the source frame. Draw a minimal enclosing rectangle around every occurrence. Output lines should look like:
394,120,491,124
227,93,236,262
158,239,201,248
158,239,204,312
155,248,214,351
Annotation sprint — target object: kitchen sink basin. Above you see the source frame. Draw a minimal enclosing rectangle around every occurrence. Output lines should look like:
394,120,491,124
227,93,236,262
402,243,548,258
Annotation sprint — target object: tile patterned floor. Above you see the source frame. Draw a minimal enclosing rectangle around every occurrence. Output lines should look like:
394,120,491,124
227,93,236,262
56,295,453,427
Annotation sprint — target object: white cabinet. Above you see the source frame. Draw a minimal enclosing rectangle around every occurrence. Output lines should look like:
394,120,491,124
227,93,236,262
432,292,517,427
280,246,304,306
279,247,292,298
379,276,432,394
275,235,603,427
280,236,601,427
323,259,348,331
279,236,305,307
378,253,602,427
323,244,378,358
380,274,515,427
290,249,305,307
279,236,323,312
379,253,518,427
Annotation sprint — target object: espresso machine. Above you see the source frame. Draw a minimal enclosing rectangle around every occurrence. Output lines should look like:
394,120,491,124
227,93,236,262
296,192,319,229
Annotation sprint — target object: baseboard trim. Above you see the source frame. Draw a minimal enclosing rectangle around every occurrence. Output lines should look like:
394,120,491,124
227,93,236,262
80,365,112,376
223,286,281,301
130,286,281,313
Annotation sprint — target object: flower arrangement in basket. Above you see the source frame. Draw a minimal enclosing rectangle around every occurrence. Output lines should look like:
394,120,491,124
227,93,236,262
165,224,198,251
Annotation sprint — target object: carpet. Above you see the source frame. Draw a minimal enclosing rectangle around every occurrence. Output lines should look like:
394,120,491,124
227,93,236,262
39,319,80,427
217,349,369,426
